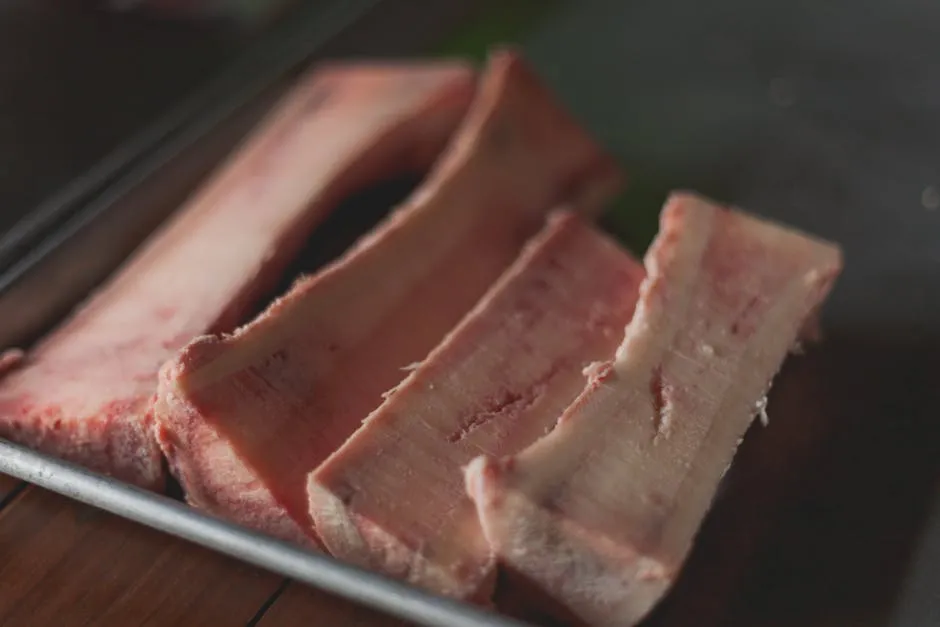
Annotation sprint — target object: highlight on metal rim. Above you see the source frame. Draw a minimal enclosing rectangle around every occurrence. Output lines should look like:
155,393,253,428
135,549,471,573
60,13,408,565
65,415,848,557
0,438,528,627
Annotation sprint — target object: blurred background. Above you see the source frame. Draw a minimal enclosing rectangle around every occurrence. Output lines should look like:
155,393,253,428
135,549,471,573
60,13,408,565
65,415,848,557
0,1,938,625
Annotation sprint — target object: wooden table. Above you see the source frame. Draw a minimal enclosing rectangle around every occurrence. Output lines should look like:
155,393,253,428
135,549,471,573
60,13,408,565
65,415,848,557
0,478,404,626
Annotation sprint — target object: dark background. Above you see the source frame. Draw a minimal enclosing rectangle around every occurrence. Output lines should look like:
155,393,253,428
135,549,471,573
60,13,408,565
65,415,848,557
0,2,243,234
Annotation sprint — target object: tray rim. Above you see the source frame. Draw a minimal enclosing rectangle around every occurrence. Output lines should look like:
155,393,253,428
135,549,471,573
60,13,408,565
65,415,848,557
0,438,524,627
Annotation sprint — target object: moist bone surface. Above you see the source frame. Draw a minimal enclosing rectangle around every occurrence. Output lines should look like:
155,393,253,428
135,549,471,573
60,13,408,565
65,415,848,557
309,211,644,599
154,50,622,542
466,192,843,626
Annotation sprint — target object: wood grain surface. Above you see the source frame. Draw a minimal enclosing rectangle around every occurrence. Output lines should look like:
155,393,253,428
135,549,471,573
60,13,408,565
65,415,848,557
0,476,416,627
0,486,283,627
0,476,20,506
255,582,408,627
0,476,411,627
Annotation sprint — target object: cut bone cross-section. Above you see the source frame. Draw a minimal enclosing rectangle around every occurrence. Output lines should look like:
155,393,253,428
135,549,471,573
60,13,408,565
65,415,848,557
0,60,475,490
466,192,843,626
154,49,622,545
308,211,644,601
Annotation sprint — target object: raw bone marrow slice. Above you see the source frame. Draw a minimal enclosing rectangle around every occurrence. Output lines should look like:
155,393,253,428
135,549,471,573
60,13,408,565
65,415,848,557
154,48,623,545
0,60,475,491
308,210,644,600
466,192,843,626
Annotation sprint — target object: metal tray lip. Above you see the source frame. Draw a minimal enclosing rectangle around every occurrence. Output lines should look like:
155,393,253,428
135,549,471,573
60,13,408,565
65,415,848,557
0,0,384,277
0,438,525,627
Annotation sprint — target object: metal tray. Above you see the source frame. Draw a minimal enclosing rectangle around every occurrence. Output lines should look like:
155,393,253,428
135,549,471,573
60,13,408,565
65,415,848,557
0,440,520,627
2,0,940,625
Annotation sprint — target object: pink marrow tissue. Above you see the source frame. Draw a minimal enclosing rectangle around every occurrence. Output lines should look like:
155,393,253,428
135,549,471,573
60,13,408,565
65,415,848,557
466,192,843,626
0,60,475,490
153,50,622,545
308,211,645,601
